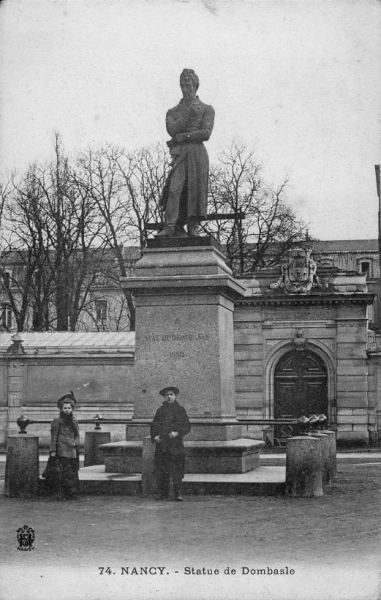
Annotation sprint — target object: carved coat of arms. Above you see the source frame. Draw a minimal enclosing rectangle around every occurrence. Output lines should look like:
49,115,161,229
17,524,35,551
271,247,318,294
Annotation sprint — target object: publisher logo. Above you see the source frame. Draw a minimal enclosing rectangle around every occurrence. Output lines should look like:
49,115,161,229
17,525,35,551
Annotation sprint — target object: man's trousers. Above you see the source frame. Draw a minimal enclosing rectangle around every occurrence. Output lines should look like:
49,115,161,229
154,451,185,498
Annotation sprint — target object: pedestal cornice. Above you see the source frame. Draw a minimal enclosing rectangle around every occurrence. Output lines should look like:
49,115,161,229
121,274,248,302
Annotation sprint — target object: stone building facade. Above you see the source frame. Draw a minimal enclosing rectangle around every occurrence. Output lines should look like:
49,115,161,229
233,284,375,445
231,245,380,446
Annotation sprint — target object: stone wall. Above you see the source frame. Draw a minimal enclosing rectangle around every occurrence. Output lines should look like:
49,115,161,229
0,346,135,448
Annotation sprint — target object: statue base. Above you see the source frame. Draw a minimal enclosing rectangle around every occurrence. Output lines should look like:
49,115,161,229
100,439,265,474
146,235,220,249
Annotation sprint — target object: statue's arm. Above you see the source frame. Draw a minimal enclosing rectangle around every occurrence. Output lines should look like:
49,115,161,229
166,107,190,137
185,105,215,143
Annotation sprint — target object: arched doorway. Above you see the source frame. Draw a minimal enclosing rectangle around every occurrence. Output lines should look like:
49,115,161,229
274,349,328,439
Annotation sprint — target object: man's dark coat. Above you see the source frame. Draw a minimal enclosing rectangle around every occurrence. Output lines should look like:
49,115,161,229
151,399,191,457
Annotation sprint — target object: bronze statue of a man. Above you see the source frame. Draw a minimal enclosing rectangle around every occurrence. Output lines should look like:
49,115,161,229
158,69,215,237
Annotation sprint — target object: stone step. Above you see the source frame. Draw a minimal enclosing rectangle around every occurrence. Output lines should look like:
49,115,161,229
40,464,285,496
261,452,381,466
100,438,265,474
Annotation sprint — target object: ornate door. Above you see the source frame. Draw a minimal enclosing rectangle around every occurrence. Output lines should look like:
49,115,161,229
274,349,327,441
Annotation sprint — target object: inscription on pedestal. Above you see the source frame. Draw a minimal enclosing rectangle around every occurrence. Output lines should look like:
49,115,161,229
263,308,335,321
141,332,210,361
144,333,210,343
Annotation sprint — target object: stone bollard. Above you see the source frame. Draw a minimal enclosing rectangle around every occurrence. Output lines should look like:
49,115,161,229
141,436,156,497
307,432,330,485
5,435,39,498
286,436,323,498
84,431,111,467
318,429,337,482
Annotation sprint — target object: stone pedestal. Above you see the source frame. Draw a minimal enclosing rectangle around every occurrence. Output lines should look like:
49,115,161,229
307,432,330,485
318,429,337,482
121,238,247,442
285,436,323,498
5,435,39,498
84,431,111,466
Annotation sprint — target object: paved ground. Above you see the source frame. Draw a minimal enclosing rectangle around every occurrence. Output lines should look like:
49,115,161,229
0,454,380,600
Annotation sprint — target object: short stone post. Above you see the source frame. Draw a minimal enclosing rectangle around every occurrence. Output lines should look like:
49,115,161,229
141,436,156,496
318,429,337,482
5,435,39,498
84,431,111,467
286,436,323,498
307,432,330,485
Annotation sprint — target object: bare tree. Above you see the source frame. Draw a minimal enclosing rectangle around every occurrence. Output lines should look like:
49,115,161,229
117,144,169,247
0,169,52,331
76,143,169,330
75,144,136,328
205,144,306,275
0,135,109,331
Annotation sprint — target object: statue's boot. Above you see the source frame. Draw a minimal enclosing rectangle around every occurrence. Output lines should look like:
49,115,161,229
188,218,202,237
156,225,176,237
175,225,188,238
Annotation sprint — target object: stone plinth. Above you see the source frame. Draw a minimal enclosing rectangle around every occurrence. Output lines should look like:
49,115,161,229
121,240,247,441
307,432,330,485
285,436,323,498
5,435,39,498
101,441,143,473
309,430,337,484
84,431,111,466
100,439,264,474
186,439,264,473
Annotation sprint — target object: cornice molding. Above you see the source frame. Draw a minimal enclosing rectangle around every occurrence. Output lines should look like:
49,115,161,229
235,293,375,308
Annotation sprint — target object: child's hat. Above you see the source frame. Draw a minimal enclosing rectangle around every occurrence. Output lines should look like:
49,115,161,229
57,390,77,409
159,386,179,397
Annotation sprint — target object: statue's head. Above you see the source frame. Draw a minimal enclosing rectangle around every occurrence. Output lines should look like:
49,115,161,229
180,68,199,99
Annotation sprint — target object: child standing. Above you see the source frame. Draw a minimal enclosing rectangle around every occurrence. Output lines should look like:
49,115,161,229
151,386,191,501
49,391,80,500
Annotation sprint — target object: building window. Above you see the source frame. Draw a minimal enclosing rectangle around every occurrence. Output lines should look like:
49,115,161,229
95,299,108,325
1,270,11,288
1,304,12,330
358,259,372,277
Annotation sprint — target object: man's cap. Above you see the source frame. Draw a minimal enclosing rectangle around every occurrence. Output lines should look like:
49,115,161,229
159,386,179,397
57,390,77,409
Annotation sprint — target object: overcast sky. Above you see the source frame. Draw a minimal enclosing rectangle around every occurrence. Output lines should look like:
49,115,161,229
0,0,380,240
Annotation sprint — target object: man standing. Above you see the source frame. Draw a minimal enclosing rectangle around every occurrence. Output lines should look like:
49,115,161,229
151,386,191,501
158,68,215,237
